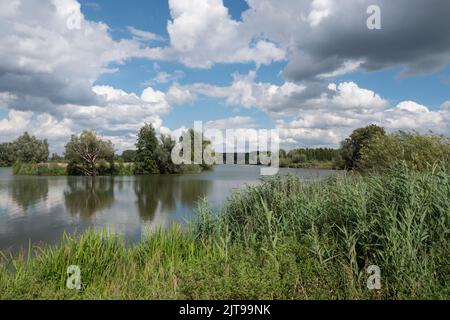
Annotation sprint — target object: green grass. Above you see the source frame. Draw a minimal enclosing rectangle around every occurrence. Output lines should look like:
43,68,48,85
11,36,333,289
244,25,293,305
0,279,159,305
1,163,449,299
12,162,67,176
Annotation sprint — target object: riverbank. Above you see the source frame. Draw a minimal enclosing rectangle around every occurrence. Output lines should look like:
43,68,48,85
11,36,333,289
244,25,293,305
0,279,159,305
11,162,206,176
0,165,448,299
279,160,338,170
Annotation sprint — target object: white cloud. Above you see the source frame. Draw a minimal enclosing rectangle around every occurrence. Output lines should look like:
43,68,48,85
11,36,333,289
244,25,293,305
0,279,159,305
164,0,285,68
205,116,257,130
0,110,73,148
187,71,306,114
150,70,185,85
304,0,334,27
166,83,196,105
276,96,449,148
127,26,165,42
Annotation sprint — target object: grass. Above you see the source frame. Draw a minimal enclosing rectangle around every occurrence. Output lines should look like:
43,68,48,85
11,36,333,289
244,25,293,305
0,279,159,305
0,163,449,299
12,162,67,176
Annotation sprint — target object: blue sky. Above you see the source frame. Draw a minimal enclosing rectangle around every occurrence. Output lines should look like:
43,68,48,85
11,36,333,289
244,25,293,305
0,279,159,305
0,0,449,152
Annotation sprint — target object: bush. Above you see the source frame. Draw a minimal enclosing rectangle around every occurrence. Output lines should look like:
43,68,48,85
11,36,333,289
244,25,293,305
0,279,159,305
113,162,135,176
359,132,450,173
13,163,67,176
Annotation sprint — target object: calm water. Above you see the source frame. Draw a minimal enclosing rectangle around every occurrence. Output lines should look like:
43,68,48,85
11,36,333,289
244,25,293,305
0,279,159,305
0,165,337,252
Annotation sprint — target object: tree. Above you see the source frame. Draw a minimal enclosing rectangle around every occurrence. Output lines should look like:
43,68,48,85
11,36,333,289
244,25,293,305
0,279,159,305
121,150,137,163
13,132,49,163
340,124,386,170
0,143,15,167
134,124,160,174
50,153,64,162
184,128,213,170
156,134,178,173
64,130,115,176
359,131,450,172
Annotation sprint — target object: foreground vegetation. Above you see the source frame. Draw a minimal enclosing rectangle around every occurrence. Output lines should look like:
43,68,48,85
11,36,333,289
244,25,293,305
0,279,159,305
1,164,448,299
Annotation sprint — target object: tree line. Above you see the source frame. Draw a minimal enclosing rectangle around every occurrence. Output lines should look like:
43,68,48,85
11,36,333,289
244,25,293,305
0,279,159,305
2,124,449,175
278,124,449,172
2,124,213,176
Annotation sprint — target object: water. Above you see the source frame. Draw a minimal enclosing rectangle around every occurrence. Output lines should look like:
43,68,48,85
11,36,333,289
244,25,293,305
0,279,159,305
0,165,337,252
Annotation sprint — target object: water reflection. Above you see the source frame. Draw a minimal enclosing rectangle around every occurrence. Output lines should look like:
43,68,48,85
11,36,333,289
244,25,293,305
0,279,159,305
64,177,115,218
9,178,49,211
0,166,339,252
134,176,211,221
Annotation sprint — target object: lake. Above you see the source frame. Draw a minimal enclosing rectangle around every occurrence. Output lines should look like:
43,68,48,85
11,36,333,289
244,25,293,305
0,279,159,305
0,165,337,252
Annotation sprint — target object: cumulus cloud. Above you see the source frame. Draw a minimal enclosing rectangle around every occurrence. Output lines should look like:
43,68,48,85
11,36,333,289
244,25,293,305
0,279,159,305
0,110,73,150
205,116,257,130
0,0,149,112
276,96,449,148
180,74,449,147
0,84,172,152
163,0,285,68
185,71,307,114
166,83,196,105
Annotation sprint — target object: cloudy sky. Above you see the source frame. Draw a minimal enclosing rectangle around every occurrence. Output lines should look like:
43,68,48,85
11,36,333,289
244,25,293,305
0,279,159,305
0,0,449,153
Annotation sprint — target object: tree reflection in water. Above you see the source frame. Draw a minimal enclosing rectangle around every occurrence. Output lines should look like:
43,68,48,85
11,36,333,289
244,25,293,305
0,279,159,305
134,175,211,222
64,177,115,218
9,177,49,211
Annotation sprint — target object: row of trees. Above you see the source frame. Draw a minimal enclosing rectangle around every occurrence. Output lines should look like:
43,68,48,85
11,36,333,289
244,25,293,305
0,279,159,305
278,124,449,172
0,133,49,167
65,124,212,176
3,124,448,175
279,147,342,168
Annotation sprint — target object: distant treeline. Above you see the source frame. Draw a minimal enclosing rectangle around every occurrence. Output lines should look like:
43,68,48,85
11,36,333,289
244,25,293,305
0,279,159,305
280,148,342,169
2,124,449,175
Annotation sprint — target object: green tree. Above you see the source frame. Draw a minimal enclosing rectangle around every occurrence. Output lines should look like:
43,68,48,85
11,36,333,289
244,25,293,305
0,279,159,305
13,132,49,163
134,124,160,174
50,153,64,162
191,128,213,170
64,130,115,176
359,131,450,172
156,134,179,174
341,124,386,170
121,150,137,163
0,143,15,166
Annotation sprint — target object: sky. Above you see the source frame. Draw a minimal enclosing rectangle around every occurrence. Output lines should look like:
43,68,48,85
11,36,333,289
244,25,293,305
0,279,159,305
0,0,449,153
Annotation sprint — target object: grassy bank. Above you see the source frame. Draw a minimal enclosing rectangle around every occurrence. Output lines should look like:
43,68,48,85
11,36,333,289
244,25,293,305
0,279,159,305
280,160,338,170
12,162,67,176
12,162,205,176
0,164,448,299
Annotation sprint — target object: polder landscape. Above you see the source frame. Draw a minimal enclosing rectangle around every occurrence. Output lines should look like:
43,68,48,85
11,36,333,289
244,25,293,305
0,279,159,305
1,0,450,302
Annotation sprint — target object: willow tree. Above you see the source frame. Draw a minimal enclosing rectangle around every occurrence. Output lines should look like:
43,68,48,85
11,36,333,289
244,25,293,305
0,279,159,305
64,130,114,176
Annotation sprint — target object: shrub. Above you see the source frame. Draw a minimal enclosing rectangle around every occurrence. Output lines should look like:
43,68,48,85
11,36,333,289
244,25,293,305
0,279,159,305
359,132,450,173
